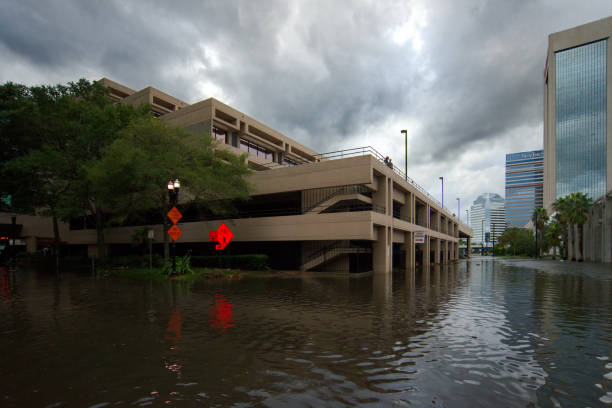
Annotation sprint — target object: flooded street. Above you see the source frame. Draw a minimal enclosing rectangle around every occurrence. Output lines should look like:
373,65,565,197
1,258,611,407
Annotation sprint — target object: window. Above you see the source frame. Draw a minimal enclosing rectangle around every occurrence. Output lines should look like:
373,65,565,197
212,126,227,143
239,138,274,160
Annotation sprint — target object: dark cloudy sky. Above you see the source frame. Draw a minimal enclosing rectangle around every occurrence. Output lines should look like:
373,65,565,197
1,0,611,221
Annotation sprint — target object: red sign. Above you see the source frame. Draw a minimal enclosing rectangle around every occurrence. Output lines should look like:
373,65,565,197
168,225,182,242
167,207,182,224
209,222,233,250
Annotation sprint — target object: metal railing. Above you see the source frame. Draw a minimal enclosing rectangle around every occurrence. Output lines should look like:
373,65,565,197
260,145,461,218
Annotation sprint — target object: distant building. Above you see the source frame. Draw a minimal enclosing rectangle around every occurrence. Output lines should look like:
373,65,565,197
470,193,506,246
544,16,612,209
505,150,543,228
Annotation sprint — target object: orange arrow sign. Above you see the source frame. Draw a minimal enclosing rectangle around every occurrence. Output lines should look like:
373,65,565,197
167,225,182,242
167,206,182,224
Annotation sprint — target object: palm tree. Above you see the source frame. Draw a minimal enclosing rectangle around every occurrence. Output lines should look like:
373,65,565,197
545,221,562,260
567,192,592,262
532,207,549,258
553,196,571,260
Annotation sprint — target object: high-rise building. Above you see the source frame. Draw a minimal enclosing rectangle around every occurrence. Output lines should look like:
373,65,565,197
544,17,612,210
470,193,506,246
505,150,543,228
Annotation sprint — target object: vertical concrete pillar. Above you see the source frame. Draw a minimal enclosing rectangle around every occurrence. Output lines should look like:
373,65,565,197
25,236,37,253
435,238,441,264
467,237,472,258
444,241,449,263
373,225,391,274
403,231,415,271
423,236,430,267
400,192,411,222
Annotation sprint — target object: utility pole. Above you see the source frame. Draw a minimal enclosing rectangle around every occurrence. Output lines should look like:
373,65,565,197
401,130,407,181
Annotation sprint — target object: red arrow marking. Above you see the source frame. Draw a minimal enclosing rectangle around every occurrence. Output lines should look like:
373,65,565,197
209,222,233,250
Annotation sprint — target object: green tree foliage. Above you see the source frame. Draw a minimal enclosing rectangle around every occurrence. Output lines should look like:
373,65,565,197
552,193,592,261
0,79,149,259
531,207,549,258
87,117,250,259
552,195,571,260
498,228,535,256
545,221,562,260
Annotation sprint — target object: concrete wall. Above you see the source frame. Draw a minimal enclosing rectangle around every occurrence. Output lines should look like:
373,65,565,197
583,192,612,263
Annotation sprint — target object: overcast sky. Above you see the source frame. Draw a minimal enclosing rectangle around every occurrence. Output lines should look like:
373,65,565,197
1,0,611,222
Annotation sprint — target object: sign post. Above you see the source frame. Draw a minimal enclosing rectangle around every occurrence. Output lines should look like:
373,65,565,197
167,206,182,275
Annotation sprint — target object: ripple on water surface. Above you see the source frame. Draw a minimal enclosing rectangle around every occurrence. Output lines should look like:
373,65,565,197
0,260,611,407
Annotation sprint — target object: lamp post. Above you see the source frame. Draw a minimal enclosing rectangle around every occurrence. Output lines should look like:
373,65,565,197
481,219,484,256
439,176,444,209
457,198,460,222
534,211,538,259
167,179,180,276
401,130,407,180
492,223,495,258
10,214,16,264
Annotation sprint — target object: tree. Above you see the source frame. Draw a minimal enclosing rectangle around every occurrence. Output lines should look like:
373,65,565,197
532,207,549,258
552,196,571,260
499,228,535,256
87,117,251,260
566,192,592,261
545,221,562,260
0,79,150,260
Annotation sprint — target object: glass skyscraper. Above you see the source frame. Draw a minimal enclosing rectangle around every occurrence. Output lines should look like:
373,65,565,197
505,150,543,228
544,17,611,209
555,40,606,199
469,193,506,246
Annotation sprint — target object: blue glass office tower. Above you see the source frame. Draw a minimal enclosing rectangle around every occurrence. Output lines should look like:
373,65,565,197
555,40,606,199
505,150,543,228
544,17,612,209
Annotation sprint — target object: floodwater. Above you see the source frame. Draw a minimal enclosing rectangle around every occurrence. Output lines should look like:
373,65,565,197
1,258,611,407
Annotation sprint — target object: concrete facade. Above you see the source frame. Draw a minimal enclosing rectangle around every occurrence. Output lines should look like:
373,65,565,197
543,17,612,211
3,79,472,273
581,191,612,263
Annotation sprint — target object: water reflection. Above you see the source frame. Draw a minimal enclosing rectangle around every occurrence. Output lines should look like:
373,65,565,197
0,260,610,407
0,267,11,303
209,294,234,332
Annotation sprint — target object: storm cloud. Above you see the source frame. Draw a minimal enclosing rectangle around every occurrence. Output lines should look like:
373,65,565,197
1,0,611,214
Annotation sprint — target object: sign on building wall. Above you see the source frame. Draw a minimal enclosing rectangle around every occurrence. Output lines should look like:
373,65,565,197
415,231,425,244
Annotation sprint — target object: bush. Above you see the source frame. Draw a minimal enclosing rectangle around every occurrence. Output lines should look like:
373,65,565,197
190,254,268,270
101,254,164,269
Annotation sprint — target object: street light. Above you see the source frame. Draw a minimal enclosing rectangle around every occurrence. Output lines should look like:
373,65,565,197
439,176,444,209
10,214,16,264
401,130,407,180
457,198,460,222
481,219,484,256
167,178,181,275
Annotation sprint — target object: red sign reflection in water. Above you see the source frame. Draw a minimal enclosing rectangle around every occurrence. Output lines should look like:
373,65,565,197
1,267,10,303
209,294,234,332
164,308,184,377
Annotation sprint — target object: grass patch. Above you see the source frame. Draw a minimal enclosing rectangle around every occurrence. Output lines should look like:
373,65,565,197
99,266,243,282
171,267,243,283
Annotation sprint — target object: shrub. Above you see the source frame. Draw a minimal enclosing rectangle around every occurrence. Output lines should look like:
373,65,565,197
190,254,268,270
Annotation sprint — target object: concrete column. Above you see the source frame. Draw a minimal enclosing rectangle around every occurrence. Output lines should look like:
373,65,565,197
435,238,441,264
400,192,411,222
25,236,37,253
444,241,449,263
467,237,472,258
373,225,391,274
403,231,415,271
423,236,430,267
372,175,388,214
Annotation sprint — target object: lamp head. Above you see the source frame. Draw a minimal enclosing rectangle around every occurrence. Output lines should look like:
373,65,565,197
167,181,174,191
174,179,181,189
